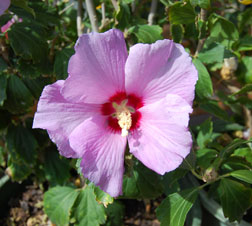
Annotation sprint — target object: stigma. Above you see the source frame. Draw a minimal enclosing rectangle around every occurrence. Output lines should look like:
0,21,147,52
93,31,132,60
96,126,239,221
112,100,133,137
101,92,143,134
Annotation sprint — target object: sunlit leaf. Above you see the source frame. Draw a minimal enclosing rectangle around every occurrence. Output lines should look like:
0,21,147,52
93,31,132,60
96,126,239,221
193,58,213,99
169,2,196,25
230,170,252,184
44,186,79,226
217,178,252,222
156,188,199,226
129,25,163,44
71,185,106,226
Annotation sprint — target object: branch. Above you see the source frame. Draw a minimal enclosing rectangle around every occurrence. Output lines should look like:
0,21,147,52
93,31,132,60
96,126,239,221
59,2,74,15
148,0,158,25
77,0,83,37
86,0,99,32
195,8,208,56
110,0,118,11
101,2,106,22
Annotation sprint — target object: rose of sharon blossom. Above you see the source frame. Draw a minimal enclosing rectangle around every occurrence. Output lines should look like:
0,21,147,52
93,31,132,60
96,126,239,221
0,0,10,16
33,29,198,197
1,16,22,39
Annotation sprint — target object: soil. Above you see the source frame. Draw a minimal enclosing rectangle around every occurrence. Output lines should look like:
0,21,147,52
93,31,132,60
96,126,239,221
0,184,161,226
0,184,51,226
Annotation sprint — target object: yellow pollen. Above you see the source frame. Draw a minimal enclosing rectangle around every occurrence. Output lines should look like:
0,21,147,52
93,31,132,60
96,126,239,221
112,100,132,137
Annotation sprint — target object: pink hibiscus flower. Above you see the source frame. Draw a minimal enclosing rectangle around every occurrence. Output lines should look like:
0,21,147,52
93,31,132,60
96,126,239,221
33,29,198,197
0,0,10,16
1,16,22,39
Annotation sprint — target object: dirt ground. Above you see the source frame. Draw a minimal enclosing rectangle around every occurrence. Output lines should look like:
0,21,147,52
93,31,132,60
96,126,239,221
0,184,161,226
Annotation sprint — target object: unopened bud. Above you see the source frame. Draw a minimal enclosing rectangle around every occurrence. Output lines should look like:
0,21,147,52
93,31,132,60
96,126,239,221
203,167,218,182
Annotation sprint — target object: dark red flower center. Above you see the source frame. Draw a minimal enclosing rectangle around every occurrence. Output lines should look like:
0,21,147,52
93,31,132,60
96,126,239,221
101,92,143,135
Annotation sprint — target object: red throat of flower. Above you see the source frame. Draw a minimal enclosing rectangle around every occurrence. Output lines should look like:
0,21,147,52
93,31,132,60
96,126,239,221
101,92,143,136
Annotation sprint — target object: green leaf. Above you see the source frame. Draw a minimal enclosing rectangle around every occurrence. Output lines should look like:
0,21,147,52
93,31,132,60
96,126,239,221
209,14,239,42
236,36,252,52
232,84,252,96
44,186,79,226
171,24,183,43
44,150,70,186
233,147,252,164
196,118,213,149
169,2,196,25
6,124,37,181
180,151,196,170
4,75,34,114
238,8,252,32
54,48,74,80
7,125,38,164
230,170,252,184
30,2,59,26
222,156,251,171
17,59,41,78
199,100,229,121
94,186,113,207
197,42,225,65
22,77,50,99
162,169,187,196
0,57,8,72
75,159,82,176
0,73,7,106
11,0,35,17
7,155,32,181
0,110,11,130
190,0,210,9
217,178,252,222
105,201,125,226
196,148,218,168
8,22,48,62
115,2,130,30
123,173,140,198
123,161,163,198
186,198,202,226
156,188,199,226
193,58,213,99
219,138,251,159
129,25,163,44
72,185,106,226
237,56,252,84
213,120,244,132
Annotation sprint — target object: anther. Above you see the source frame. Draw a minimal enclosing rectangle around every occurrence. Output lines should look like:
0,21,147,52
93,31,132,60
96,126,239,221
112,100,133,137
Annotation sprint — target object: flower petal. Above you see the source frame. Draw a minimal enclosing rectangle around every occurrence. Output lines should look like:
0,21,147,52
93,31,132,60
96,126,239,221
0,0,10,16
125,40,198,105
128,94,192,175
1,18,14,33
62,29,128,104
69,116,127,197
33,80,99,158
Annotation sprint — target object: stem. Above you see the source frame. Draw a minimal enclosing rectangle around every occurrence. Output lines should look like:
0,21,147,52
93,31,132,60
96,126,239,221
86,0,99,32
243,106,252,139
110,0,118,11
131,0,136,13
198,173,230,190
191,169,202,180
195,8,208,56
59,2,74,15
101,2,106,22
77,0,83,37
148,0,158,25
